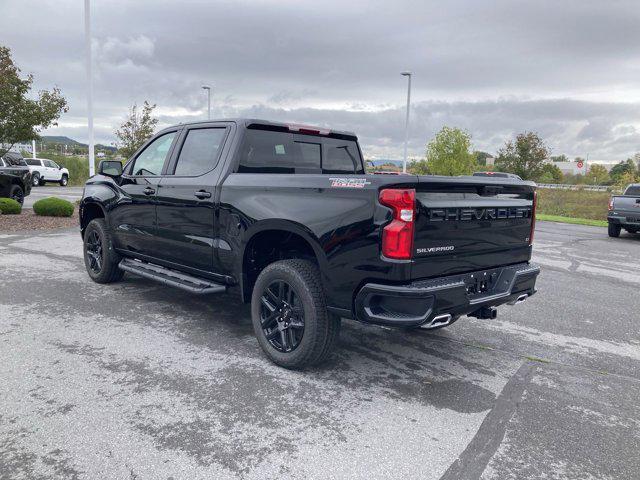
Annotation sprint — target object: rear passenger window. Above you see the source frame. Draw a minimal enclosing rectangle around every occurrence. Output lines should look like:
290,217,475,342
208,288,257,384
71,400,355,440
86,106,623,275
174,128,226,176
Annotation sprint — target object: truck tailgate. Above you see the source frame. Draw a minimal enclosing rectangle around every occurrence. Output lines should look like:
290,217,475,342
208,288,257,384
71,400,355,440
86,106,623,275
411,177,536,280
612,195,640,213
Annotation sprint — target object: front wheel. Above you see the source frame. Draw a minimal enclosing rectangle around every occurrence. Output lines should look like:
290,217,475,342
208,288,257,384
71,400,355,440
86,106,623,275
608,223,621,238
9,185,24,205
251,259,340,369
83,218,124,283
59,174,68,186
31,173,40,186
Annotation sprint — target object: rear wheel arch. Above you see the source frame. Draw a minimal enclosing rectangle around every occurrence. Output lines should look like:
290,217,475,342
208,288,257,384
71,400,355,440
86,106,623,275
241,224,327,303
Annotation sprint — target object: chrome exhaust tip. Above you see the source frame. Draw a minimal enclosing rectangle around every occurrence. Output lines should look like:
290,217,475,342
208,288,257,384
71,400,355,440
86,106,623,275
508,294,528,306
421,313,452,329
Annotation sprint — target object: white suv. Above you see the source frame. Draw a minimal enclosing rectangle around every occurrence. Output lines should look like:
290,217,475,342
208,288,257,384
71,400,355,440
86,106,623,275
24,158,70,186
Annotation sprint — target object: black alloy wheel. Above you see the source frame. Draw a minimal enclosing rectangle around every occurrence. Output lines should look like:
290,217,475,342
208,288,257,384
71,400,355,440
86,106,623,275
85,229,103,273
259,280,305,353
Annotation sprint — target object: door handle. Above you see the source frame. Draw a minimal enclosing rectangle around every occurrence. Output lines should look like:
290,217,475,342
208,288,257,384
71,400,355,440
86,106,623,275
194,190,212,199
143,187,155,195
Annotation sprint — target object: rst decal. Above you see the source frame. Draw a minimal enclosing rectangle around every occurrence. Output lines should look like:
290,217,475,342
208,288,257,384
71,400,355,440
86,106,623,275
329,178,371,188
416,245,455,254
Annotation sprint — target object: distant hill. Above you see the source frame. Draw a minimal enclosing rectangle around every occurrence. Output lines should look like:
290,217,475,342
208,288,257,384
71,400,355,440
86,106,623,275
41,136,116,153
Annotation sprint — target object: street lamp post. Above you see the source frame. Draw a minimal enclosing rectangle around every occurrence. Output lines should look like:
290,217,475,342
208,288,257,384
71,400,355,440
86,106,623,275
84,0,95,176
401,71,412,174
202,85,211,120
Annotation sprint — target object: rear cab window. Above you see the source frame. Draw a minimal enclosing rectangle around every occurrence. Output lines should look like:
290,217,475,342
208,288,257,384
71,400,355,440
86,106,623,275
238,125,364,174
25,159,41,166
624,186,640,196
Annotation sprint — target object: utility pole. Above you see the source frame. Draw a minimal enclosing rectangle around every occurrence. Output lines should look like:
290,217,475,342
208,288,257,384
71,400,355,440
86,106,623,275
32,140,36,159
84,0,95,176
401,71,412,173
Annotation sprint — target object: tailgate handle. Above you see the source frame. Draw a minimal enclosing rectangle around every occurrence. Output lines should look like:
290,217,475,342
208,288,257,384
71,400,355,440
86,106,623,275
479,186,503,196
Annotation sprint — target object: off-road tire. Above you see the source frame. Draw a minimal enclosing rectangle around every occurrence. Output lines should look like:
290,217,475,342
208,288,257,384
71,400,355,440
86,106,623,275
9,184,24,205
83,218,124,283
608,222,621,238
251,259,340,369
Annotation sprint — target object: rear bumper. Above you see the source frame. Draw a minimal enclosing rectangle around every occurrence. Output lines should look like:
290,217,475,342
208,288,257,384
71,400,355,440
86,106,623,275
608,213,640,227
354,262,540,328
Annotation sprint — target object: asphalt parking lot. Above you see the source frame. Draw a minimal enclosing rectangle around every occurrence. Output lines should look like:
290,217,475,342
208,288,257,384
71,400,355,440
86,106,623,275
1,222,639,479
23,186,84,209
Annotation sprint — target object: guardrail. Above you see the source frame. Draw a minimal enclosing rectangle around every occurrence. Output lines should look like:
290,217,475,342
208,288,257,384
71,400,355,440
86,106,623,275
537,183,611,192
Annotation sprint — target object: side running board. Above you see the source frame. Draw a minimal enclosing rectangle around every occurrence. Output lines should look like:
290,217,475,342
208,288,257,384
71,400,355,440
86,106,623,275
119,258,226,294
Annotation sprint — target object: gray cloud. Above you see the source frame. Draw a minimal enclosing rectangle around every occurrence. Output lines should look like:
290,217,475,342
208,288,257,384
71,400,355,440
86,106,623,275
1,0,639,161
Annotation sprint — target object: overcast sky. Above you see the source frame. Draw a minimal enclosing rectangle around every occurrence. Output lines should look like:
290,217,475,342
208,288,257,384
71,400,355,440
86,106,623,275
2,0,640,161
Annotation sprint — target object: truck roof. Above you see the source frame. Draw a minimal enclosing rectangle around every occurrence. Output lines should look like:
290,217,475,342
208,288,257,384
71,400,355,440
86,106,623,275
161,118,357,139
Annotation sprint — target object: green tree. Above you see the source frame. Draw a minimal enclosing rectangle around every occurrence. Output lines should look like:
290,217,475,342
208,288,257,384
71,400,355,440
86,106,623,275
495,132,548,180
424,126,476,176
585,164,609,185
538,163,563,183
0,46,68,156
114,101,158,159
550,154,568,162
609,159,636,183
408,158,430,175
615,170,637,190
474,151,493,166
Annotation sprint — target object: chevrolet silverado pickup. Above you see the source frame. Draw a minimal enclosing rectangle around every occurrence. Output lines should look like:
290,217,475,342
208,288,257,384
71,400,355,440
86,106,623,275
79,119,540,368
608,184,640,237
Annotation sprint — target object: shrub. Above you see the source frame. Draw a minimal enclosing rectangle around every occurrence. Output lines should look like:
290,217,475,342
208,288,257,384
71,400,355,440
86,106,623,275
537,189,609,221
33,197,74,217
0,198,22,214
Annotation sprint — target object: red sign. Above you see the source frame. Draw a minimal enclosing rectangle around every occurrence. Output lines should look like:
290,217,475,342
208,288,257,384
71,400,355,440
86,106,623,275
577,161,584,168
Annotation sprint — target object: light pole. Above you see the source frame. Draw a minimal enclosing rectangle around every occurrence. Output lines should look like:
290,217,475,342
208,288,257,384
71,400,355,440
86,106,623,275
84,0,95,176
202,85,211,120
401,71,412,174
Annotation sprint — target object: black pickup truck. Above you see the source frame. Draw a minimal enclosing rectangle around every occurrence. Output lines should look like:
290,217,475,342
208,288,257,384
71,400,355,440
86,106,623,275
79,119,539,368
0,152,32,204
608,184,640,237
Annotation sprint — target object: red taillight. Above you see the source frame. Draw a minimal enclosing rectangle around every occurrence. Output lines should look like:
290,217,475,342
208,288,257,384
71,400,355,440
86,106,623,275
287,124,330,135
608,197,614,211
529,191,537,245
379,188,415,259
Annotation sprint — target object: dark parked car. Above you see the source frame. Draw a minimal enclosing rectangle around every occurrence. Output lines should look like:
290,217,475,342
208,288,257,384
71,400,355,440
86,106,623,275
0,151,32,204
608,184,640,237
79,119,539,368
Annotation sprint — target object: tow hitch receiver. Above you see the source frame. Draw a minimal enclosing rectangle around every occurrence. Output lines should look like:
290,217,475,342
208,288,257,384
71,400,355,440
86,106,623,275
468,306,498,320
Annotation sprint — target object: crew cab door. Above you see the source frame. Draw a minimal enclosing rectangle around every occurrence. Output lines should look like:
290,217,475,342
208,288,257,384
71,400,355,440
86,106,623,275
43,160,59,180
109,130,179,257
46,160,63,181
155,123,231,272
